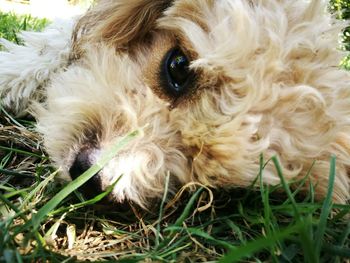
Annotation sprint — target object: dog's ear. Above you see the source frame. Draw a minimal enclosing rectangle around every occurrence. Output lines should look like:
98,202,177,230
72,0,172,58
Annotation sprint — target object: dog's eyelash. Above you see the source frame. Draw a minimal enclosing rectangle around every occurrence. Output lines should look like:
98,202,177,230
159,47,195,99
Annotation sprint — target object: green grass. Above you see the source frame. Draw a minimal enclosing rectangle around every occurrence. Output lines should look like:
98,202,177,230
330,0,350,69
0,9,350,263
0,11,48,46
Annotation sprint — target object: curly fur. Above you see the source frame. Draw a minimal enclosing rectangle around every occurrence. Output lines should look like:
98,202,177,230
0,0,349,206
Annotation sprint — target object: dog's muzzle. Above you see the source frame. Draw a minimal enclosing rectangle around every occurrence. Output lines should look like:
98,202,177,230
69,147,104,198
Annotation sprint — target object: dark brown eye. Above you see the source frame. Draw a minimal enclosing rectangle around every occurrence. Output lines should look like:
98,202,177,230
160,47,194,97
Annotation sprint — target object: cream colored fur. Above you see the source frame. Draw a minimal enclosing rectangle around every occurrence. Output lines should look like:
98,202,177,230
0,19,73,116
0,0,349,206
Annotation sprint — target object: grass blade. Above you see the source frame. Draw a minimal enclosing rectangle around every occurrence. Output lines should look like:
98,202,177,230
155,172,170,247
0,146,44,159
48,176,122,216
272,156,318,263
314,155,336,257
259,155,279,256
166,226,235,250
271,157,300,220
219,223,302,263
173,187,204,228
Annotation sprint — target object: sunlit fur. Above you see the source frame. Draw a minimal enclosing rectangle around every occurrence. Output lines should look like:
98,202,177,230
0,19,73,116
1,0,350,206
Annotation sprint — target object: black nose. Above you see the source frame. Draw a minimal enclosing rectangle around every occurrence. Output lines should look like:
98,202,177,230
69,148,94,179
69,147,103,198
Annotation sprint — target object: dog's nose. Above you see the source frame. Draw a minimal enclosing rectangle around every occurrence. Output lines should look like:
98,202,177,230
69,148,103,198
69,148,93,178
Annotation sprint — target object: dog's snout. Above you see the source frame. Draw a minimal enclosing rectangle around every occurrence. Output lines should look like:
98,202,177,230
69,148,94,179
69,147,103,198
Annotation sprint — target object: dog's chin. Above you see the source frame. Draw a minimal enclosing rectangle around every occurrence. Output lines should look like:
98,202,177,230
102,153,159,204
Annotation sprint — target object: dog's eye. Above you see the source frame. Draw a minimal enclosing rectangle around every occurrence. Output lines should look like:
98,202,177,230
161,48,193,97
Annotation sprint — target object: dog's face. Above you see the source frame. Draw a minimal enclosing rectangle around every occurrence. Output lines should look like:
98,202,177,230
35,0,350,205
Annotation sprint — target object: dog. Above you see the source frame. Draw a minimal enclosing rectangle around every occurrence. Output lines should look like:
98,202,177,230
0,0,349,207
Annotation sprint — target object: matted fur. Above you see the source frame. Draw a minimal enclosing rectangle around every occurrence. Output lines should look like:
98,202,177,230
0,0,350,206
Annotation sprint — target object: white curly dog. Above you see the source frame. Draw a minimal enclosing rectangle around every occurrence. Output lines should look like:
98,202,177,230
0,0,349,206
